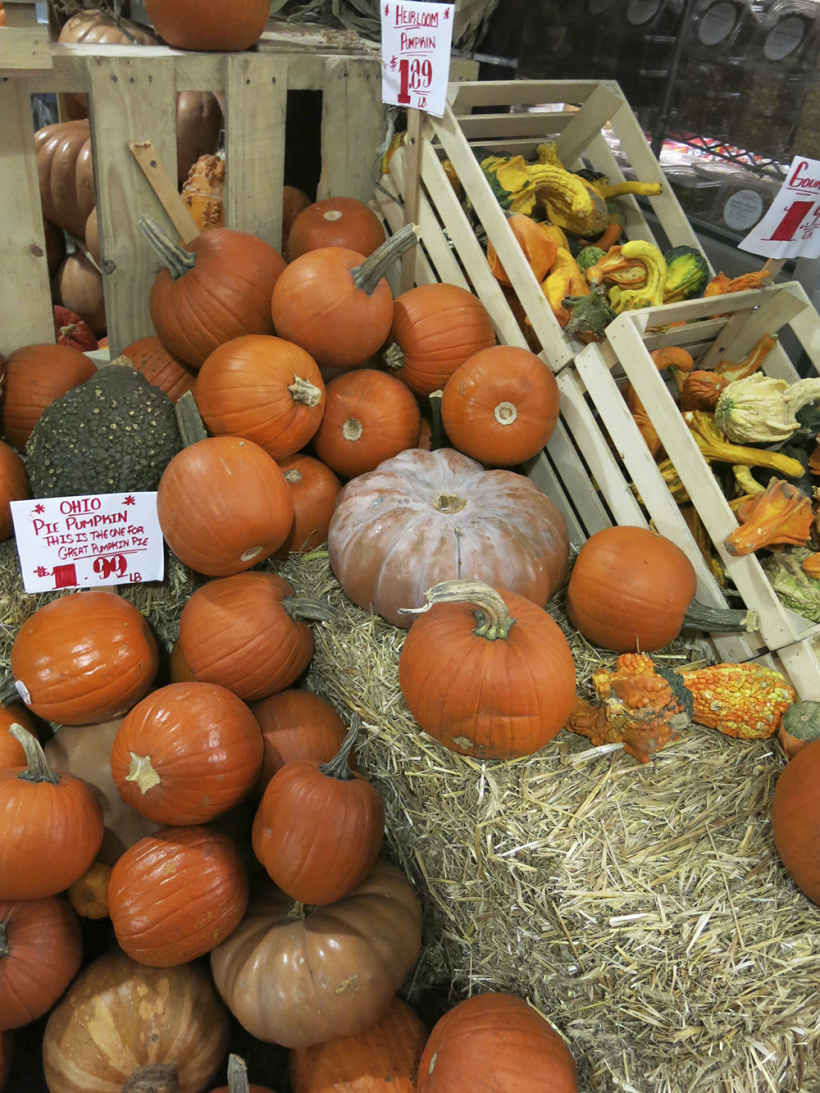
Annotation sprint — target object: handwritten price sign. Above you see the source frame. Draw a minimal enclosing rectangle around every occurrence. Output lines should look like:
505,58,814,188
10,491,164,593
381,1,455,117
740,157,820,260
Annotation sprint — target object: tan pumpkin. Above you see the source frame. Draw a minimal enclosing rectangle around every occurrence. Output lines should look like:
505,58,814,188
0,442,29,539
84,207,100,265
1,343,95,449
54,252,106,337
34,120,95,240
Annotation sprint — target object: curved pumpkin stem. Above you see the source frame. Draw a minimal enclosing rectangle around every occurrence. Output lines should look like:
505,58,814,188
400,580,516,640
175,391,208,446
282,596,337,624
288,377,323,407
383,342,404,371
121,1064,179,1093
683,600,759,633
139,216,197,282
428,390,449,451
227,1055,250,1093
352,223,419,295
10,724,59,785
320,713,360,781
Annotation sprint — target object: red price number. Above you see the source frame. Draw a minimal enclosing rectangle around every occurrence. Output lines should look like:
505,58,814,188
397,57,433,104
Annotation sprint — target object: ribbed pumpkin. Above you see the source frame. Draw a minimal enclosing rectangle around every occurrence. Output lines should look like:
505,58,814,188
109,826,249,966
178,573,329,701
417,993,577,1093
121,335,198,402
110,682,264,825
143,0,270,51
67,861,111,920
170,638,197,683
0,896,82,1031
34,120,95,239
11,591,157,724
565,526,698,653
290,997,427,1093
275,454,341,557
271,224,418,370
1,343,95,449
196,335,325,460
441,346,560,466
54,304,98,352
54,251,106,338
84,207,100,264
399,581,576,759
0,442,29,539
0,707,35,769
313,369,421,479
58,10,157,45
287,198,385,262
252,689,349,797
141,218,285,368
387,283,496,396
771,738,820,905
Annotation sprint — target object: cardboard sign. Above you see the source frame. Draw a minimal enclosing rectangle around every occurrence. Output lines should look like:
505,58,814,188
739,157,820,260
10,491,164,594
381,1,455,117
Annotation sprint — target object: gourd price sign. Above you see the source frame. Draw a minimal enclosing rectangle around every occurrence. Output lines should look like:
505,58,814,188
381,1,455,117
10,491,164,593
739,157,820,260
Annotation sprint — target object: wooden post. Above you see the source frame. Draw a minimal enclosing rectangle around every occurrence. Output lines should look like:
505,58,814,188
400,108,423,294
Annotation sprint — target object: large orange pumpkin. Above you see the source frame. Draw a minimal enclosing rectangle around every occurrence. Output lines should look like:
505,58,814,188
252,689,349,797
121,335,198,402
441,346,560,466
108,826,249,966
287,198,385,262
313,369,421,479
54,251,107,338
387,283,496,396
275,454,341,557
143,0,270,51
1,343,95,449
0,896,82,1030
110,682,264,825
417,993,577,1093
0,706,35,770
565,526,698,653
142,218,285,368
195,335,325,460
771,738,820,905
0,442,29,539
34,120,95,240
11,591,158,724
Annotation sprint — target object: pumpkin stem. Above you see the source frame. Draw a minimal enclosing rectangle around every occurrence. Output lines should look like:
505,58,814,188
429,390,449,452
0,921,8,959
383,341,405,372
289,376,323,407
139,216,197,281
320,713,360,780
175,391,208,447
284,468,303,484
282,596,337,624
494,401,518,426
227,1055,250,1093
126,752,161,794
399,580,516,640
683,599,760,634
342,418,363,441
352,223,419,295
121,1064,180,1093
0,679,19,707
10,724,59,785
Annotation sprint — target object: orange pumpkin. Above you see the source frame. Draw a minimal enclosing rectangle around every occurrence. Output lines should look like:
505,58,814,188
387,283,496,396
54,304,98,353
313,369,421,479
275,454,341,557
441,346,560,466
287,198,385,262
195,335,325,461
121,335,198,402
0,442,29,539
54,251,106,338
142,0,270,50
487,214,559,286
0,707,35,770
1,343,95,449
771,738,820,905
283,186,312,249
11,591,158,724
252,689,349,798
169,638,197,683
66,862,111,920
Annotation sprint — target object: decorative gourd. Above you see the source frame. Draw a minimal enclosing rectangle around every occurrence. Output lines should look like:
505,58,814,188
290,996,427,1093
45,218,66,276
0,725,103,900
0,707,35,769
195,335,325,460
34,120,95,239
182,152,225,232
1,343,95,449
0,443,29,540
399,581,576,759
178,572,332,700
287,198,385,262
313,369,421,478
328,448,569,628
84,208,100,264
441,346,559,466
0,896,82,1030
143,0,270,51
252,689,349,797
682,662,795,738
275,454,342,557
55,251,106,338
110,682,264,825
67,862,111,920
386,283,496,396
417,993,577,1093
486,213,559,286
11,591,158,724
109,826,248,966
725,479,813,557
771,738,820,905
253,715,384,903
121,335,198,402
779,701,820,760
54,304,98,352
271,223,419,370
42,948,230,1093
211,860,422,1047
141,217,286,368
176,91,223,184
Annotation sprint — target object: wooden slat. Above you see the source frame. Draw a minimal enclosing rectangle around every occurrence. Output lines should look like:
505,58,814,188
777,639,820,701
456,111,575,140
449,79,607,111
554,84,623,167
788,288,820,374
697,308,755,370
225,53,287,250
583,132,659,248
373,176,437,292
0,25,52,73
641,318,729,354
523,449,588,550
719,285,808,364
0,79,54,355
319,56,385,206
545,416,612,537
129,139,199,244
401,109,423,294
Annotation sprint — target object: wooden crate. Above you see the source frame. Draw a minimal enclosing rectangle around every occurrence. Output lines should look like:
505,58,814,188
573,282,820,698
376,78,711,371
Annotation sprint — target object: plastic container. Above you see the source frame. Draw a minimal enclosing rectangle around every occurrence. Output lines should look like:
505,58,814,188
709,167,781,234
614,0,685,125
663,163,723,219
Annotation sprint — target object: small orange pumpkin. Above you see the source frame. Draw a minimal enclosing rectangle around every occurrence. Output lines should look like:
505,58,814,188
1,344,95,449
275,454,342,557
0,442,29,540
252,689,350,798
0,707,36,770
121,336,198,402
287,198,385,262
67,862,111,920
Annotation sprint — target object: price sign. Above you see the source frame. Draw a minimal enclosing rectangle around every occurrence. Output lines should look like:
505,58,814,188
739,157,820,260
10,491,164,594
381,1,455,118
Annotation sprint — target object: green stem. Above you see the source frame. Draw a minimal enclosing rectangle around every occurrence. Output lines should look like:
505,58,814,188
0,679,19,707
352,223,419,295
683,600,759,634
399,580,515,640
121,1064,179,1093
174,391,208,447
139,216,196,282
282,596,337,624
11,725,59,785
383,342,404,371
227,1055,250,1093
429,390,449,452
320,713,360,781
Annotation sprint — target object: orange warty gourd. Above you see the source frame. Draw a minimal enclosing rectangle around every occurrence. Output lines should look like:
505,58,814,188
0,442,29,540
0,707,35,769
566,526,698,652
399,581,576,759
313,369,421,479
771,738,820,905
270,223,418,370
142,0,270,51
195,335,325,461
11,591,158,724
108,826,249,966
387,283,496,396
253,689,349,797
287,197,385,261
121,335,198,402
441,346,560,466
417,993,577,1093
67,862,111,920
1,343,95,449
275,454,342,557
0,896,82,1030
110,682,264,825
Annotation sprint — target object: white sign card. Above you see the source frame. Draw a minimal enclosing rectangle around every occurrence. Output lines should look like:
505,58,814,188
381,1,456,118
11,491,164,594
739,157,820,260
